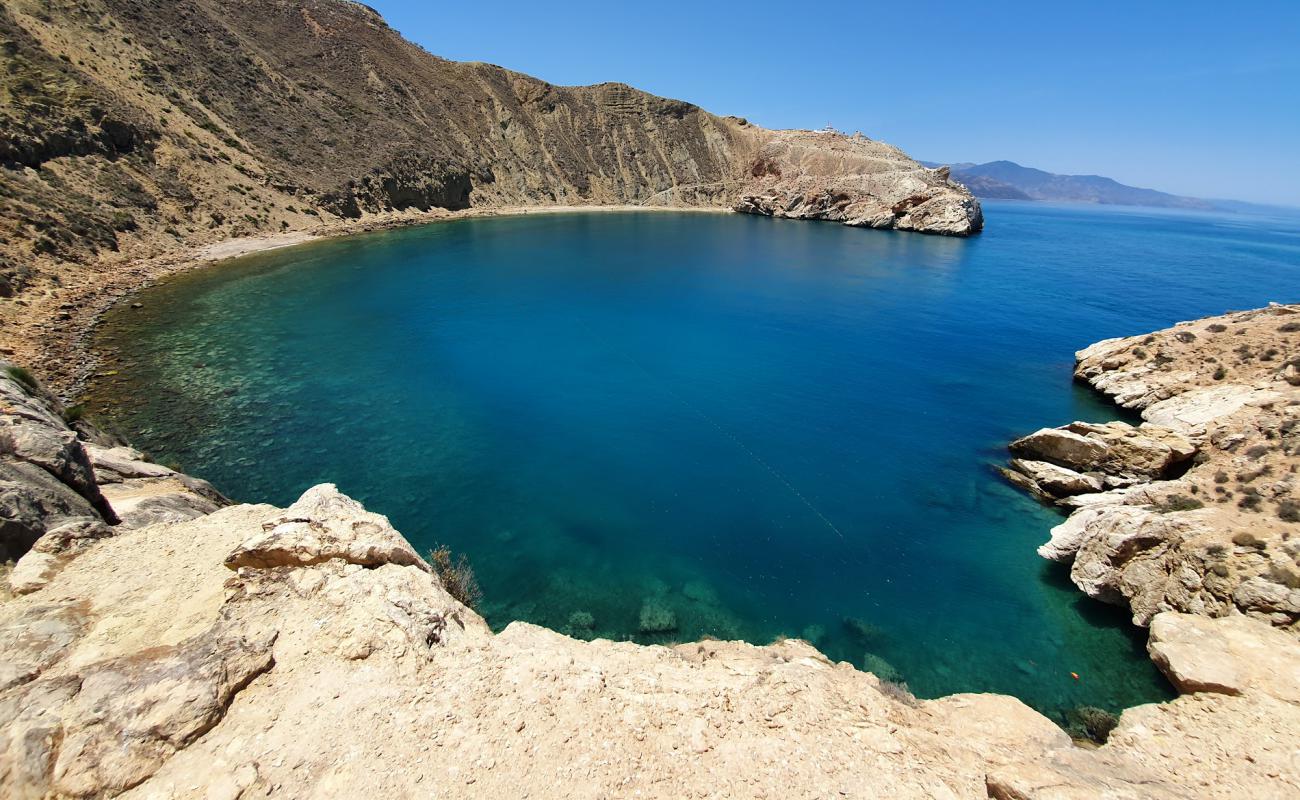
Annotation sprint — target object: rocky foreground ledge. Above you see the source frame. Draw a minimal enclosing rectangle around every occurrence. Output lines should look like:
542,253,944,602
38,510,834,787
3,305,1300,797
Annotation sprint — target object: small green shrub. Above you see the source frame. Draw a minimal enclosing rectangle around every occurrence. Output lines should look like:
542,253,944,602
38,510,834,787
427,545,482,610
1152,495,1203,513
1280,322,1300,333
1212,366,1227,381
61,404,86,424
876,679,919,708
1232,531,1266,549
1066,706,1119,744
1268,564,1300,590
1207,323,1227,333
4,365,38,392
1279,499,1300,524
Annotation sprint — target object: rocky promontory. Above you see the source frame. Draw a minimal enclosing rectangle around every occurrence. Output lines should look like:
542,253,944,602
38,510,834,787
1003,303,1300,629
4,305,1300,796
734,131,984,236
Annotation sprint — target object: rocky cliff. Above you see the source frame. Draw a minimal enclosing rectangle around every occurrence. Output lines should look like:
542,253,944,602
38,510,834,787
0,0,978,309
1003,303,1300,630
3,312,1300,796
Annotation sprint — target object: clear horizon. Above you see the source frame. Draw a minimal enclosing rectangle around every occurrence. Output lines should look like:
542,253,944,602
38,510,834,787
370,0,1300,207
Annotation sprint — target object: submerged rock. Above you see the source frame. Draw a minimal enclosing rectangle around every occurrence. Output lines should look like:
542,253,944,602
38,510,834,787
862,652,903,683
637,598,678,634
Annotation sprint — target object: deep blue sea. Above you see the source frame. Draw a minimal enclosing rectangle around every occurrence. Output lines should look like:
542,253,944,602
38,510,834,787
86,201,1300,722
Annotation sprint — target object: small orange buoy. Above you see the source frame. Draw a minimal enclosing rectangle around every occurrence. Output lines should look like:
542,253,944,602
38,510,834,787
1070,672,1080,681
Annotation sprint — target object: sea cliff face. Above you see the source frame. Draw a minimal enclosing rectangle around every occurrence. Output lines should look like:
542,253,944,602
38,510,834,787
3,305,1300,797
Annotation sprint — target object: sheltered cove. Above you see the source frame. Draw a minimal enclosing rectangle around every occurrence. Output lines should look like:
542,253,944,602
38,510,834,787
0,297,1297,797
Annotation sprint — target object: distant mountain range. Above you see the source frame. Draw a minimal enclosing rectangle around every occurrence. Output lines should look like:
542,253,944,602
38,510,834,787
921,160,1293,214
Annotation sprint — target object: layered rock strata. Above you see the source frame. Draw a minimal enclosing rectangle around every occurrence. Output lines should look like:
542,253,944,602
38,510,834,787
1004,303,1300,627
734,132,983,235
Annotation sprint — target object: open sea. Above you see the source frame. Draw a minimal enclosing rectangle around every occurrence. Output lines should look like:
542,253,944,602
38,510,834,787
86,201,1300,723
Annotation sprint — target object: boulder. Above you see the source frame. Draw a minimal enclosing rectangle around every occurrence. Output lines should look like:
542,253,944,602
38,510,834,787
0,460,101,562
1148,612,1300,701
1008,458,1102,497
225,484,427,571
1010,422,1194,484
1070,506,1212,624
1010,427,1108,470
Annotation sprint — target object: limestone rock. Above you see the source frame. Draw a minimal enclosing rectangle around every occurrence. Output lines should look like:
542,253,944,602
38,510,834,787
1009,458,1103,497
1148,612,1300,700
0,459,100,562
0,602,88,693
1143,385,1282,431
0,622,275,798
0,372,109,519
1039,506,1106,561
101,479,224,530
225,484,428,571
1008,421,1195,498
0,484,1296,797
9,518,111,594
734,131,983,236
83,444,181,483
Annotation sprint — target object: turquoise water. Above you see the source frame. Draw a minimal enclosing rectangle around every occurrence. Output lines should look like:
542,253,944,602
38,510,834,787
88,202,1300,722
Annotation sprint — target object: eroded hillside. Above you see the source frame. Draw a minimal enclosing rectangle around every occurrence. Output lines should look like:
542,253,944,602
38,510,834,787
0,0,978,315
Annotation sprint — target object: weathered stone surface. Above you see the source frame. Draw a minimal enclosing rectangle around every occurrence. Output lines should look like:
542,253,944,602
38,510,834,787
1,483,1296,798
1011,427,1109,469
1008,421,1195,499
1143,385,1282,431
1009,458,1103,497
225,484,427,571
733,132,983,236
0,602,88,693
101,479,223,530
52,622,275,797
0,371,109,519
1148,612,1300,700
1070,505,1215,623
1039,506,1105,561
8,518,111,594
0,459,100,562
1008,305,1300,630
0,622,275,799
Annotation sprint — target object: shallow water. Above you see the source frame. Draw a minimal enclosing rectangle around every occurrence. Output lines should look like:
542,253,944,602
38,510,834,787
87,201,1300,722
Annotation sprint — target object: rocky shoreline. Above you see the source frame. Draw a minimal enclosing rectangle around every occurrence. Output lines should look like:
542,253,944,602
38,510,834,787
2,305,1299,797
1002,303,1300,630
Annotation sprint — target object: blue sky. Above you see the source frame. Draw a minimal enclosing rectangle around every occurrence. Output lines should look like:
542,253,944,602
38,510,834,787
372,1,1300,206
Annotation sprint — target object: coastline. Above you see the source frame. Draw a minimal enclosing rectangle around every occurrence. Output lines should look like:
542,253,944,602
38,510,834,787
2,307,1297,794
2,204,734,401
